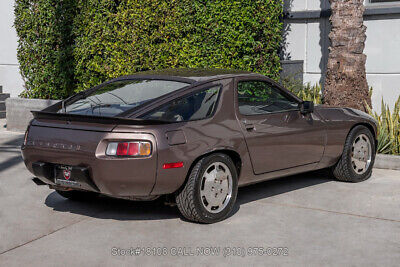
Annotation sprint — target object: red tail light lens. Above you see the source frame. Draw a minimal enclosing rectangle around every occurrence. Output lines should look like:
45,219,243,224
127,142,139,156
106,141,152,157
116,142,128,156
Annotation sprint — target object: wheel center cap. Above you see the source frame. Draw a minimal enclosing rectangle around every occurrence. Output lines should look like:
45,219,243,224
215,171,227,181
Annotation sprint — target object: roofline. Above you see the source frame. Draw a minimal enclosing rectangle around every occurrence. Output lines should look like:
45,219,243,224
97,73,271,94
43,72,297,117
116,74,267,118
107,74,197,85
106,72,267,85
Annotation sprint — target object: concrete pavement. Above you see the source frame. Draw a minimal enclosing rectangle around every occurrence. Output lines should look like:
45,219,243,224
0,126,399,266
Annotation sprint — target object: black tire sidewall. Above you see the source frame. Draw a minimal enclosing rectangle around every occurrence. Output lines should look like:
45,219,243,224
345,126,376,181
192,154,238,223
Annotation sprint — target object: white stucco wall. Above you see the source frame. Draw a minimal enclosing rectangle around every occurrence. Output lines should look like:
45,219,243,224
364,17,400,111
0,0,24,96
284,0,400,111
283,20,328,86
285,0,328,11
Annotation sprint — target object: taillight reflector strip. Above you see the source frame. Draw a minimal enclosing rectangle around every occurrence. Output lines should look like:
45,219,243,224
163,162,184,169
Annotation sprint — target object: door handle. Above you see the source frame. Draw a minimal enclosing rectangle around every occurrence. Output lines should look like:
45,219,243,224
243,122,255,131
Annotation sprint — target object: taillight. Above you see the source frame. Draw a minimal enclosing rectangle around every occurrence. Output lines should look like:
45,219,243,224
23,127,30,146
106,141,152,157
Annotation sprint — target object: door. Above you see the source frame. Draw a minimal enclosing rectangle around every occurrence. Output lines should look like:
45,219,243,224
235,79,326,174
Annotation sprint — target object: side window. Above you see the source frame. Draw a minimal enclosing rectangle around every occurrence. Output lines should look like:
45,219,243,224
237,81,298,115
140,86,220,122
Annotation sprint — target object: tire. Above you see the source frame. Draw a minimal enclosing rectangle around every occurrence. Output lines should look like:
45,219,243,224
56,189,97,201
175,153,238,223
331,125,376,182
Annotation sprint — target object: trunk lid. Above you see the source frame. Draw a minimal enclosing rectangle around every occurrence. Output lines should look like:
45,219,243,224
30,111,168,132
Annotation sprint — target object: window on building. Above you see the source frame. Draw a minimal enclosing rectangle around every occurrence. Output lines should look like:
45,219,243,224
368,0,400,3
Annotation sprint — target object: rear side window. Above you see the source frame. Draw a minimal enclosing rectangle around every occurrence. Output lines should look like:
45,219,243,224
63,80,189,117
140,86,220,122
237,81,299,115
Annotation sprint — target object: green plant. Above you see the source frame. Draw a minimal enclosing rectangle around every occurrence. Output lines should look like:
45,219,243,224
281,76,323,104
280,75,304,93
294,83,322,104
366,96,400,155
14,0,77,99
15,0,284,98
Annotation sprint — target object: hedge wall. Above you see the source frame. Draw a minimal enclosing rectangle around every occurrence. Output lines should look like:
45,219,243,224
15,0,283,99
15,0,77,99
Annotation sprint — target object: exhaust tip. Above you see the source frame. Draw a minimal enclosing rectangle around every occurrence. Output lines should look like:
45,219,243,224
32,177,46,186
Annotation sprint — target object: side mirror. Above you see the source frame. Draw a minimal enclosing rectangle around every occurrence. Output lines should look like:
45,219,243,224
300,101,314,114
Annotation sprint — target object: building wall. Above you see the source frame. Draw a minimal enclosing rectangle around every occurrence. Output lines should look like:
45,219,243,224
0,0,24,97
284,0,400,111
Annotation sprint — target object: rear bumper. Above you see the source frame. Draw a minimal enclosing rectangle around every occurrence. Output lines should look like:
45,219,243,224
21,127,158,197
22,146,157,196
32,162,100,192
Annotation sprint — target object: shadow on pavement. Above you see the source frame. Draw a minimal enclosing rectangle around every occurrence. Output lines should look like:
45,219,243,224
44,170,331,222
0,155,23,173
0,135,24,173
0,135,24,147
45,192,181,221
237,170,331,205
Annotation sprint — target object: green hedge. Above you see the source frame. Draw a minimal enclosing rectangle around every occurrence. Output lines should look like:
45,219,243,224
15,0,77,99
15,0,283,99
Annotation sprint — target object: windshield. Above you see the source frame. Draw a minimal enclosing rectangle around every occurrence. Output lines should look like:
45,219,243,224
62,79,189,117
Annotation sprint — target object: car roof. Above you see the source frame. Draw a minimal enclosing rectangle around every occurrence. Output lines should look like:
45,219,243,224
44,68,302,120
90,68,301,117
116,68,266,83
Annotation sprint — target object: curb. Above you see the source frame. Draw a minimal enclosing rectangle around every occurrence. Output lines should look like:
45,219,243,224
375,154,400,171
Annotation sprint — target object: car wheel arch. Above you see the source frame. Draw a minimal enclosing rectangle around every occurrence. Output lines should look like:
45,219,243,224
349,122,378,151
176,149,242,194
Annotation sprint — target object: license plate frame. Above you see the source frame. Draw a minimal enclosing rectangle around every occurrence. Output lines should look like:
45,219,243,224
55,165,82,188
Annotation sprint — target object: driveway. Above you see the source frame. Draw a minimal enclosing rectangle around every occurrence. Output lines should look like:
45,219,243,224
0,123,399,266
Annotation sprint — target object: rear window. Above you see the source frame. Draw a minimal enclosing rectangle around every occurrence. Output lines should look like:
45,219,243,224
140,86,220,122
62,80,189,117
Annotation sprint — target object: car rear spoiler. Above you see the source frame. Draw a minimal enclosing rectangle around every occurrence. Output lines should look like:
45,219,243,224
31,111,169,125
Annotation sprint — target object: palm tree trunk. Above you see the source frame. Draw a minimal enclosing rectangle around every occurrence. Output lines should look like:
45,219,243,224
324,0,371,111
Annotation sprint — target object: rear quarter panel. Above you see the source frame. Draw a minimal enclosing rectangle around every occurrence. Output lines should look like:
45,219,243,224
114,78,253,195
